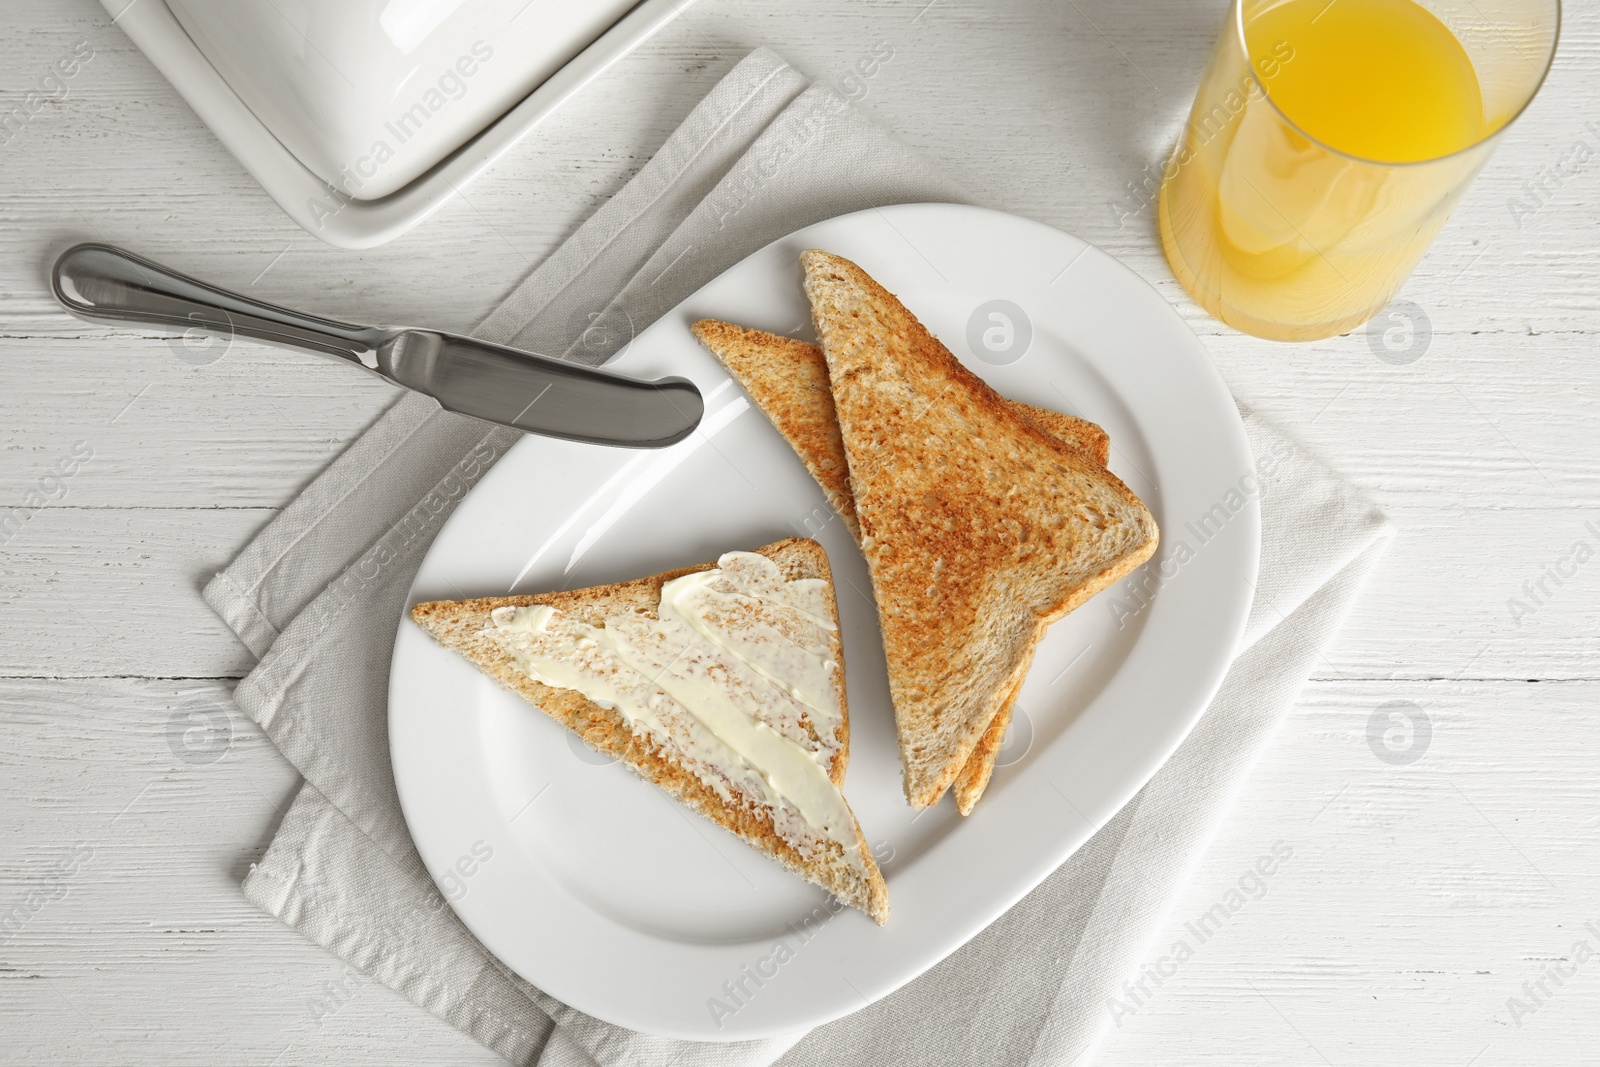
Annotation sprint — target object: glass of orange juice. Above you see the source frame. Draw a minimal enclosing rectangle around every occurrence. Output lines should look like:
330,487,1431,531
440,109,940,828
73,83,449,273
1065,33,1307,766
1158,0,1560,342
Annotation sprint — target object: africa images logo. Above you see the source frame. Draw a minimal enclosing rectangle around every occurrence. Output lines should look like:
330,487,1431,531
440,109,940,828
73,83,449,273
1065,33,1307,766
1,40,95,148
1106,841,1294,1026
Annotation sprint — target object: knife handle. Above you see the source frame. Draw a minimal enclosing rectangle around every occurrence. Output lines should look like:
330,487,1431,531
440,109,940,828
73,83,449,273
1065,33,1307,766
51,243,387,364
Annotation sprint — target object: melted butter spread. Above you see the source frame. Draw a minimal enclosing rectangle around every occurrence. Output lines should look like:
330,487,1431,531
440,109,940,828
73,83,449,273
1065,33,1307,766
484,552,863,869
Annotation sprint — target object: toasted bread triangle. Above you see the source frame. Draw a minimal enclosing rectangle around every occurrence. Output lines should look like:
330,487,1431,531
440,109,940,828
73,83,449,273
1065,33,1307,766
409,537,889,923
800,250,1159,810
690,319,1113,814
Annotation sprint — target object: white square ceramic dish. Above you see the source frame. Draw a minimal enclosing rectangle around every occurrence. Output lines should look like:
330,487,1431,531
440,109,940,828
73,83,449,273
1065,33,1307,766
102,0,694,247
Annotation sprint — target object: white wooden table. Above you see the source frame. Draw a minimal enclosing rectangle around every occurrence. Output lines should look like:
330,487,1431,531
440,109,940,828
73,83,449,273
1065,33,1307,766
3,1,1597,1063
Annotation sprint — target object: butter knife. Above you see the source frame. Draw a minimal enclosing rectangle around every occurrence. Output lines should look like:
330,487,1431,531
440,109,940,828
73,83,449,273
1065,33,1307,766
51,243,703,448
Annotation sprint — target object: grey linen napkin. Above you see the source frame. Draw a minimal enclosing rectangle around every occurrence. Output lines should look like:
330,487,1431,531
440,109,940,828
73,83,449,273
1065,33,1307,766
205,47,1391,1067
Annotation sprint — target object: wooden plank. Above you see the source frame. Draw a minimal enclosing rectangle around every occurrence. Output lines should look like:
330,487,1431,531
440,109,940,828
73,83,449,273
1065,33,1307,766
1328,507,1600,683
0,506,268,678
0,337,400,509
1097,678,1600,1067
0,676,495,1065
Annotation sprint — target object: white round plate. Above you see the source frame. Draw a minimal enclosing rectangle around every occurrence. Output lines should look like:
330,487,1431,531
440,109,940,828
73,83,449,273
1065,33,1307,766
390,204,1259,1041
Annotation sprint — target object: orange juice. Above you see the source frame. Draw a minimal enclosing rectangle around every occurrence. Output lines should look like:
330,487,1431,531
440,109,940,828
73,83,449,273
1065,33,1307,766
1159,0,1498,340
1247,0,1485,163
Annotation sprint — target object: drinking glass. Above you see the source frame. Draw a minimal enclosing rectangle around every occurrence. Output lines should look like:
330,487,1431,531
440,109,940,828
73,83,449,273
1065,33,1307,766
1158,0,1560,342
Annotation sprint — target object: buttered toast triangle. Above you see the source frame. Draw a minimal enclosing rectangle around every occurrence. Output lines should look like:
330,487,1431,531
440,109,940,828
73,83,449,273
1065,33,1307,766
410,537,889,924
801,250,1159,811
690,319,1112,814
